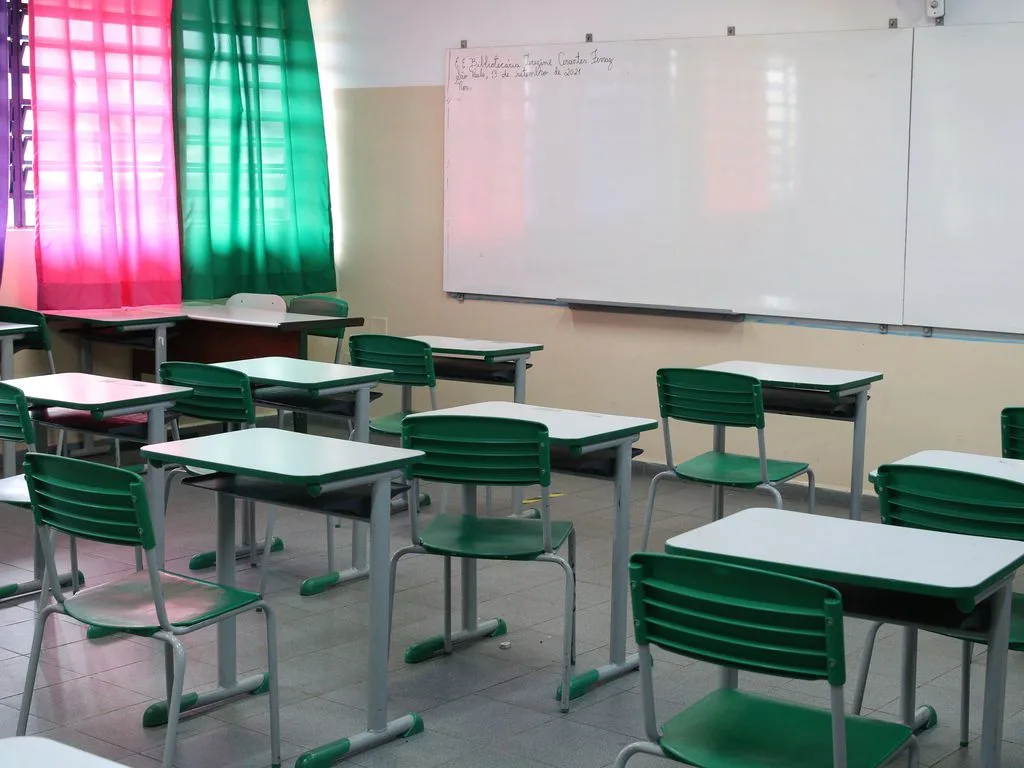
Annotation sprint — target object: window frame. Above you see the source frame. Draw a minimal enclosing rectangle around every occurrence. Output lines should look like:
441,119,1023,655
8,0,30,229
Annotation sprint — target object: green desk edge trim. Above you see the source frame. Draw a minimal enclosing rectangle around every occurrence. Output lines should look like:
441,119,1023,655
141,448,420,492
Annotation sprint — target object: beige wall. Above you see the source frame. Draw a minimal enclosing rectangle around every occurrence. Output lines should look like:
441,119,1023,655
334,84,1023,495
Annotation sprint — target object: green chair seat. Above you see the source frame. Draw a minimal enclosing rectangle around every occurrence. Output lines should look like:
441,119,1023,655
370,411,419,436
659,689,913,768
419,513,573,560
63,571,260,635
0,474,30,506
674,451,809,488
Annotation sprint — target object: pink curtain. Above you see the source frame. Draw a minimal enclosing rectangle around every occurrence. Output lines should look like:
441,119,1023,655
30,0,181,309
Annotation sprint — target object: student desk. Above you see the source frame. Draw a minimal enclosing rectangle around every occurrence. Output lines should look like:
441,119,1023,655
878,449,1024,481
0,736,126,765
700,361,883,521
0,322,42,475
212,356,394,594
6,373,190,598
665,508,1024,768
0,321,37,377
141,429,423,764
406,336,542,405
44,303,365,373
404,401,657,701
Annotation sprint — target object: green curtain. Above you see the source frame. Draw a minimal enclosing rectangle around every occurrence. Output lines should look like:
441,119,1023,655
172,0,336,299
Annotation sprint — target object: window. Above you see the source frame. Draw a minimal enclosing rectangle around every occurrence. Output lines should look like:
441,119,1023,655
7,0,31,228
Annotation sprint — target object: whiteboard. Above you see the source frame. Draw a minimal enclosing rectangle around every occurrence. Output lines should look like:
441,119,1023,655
443,30,913,323
904,24,1024,334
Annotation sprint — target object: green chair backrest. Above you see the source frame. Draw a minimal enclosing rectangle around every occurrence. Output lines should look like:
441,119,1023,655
629,552,846,685
0,306,51,353
0,382,35,448
159,362,255,426
656,368,765,429
23,453,155,549
875,464,1024,541
402,415,550,487
1002,407,1024,460
290,295,348,340
349,334,436,388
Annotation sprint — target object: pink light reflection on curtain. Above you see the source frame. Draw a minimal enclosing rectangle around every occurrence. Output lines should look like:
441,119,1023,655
30,0,181,310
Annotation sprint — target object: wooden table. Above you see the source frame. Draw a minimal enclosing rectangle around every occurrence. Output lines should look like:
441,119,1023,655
44,303,365,374
665,507,1024,768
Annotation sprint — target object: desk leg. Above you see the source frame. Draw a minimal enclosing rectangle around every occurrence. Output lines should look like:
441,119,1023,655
712,426,726,521
297,477,423,767
0,422,80,603
154,325,168,371
403,484,505,664
147,406,167,569
980,583,1012,767
300,386,372,596
898,624,936,734
143,492,267,728
850,389,868,521
561,439,640,701
510,357,528,514
1,337,14,477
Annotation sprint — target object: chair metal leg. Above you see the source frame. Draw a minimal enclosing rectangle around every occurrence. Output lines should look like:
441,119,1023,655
806,469,816,515
258,510,278,597
387,545,422,651
69,537,80,593
135,548,144,572
569,530,577,666
758,483,783,508
17,604,60,735
641,471,675,551
262,603,282,768
159,636,187,768
55,431,65,456
538,551,576,713
613,741,664,767
852,621,884,715
443,556,453,654
960,641,972,746
908,735,920,768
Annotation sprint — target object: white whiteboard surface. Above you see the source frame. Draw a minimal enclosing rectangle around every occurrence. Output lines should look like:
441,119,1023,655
904,24,1024,334
443,30,912,323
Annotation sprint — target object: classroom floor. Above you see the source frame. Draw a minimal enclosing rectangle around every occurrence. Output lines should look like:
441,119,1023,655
1,459,1023,767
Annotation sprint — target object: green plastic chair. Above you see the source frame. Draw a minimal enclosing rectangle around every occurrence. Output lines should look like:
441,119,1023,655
614,552,918,768
389,414,577,711
0,306,56,373
159,362,281,579
349,334,437,436
256,295,382,433
16,453,281,768
1002,407,1024,460
641,368,815,550
851,463,1024,748
290,294,350,364
0,382,82,601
